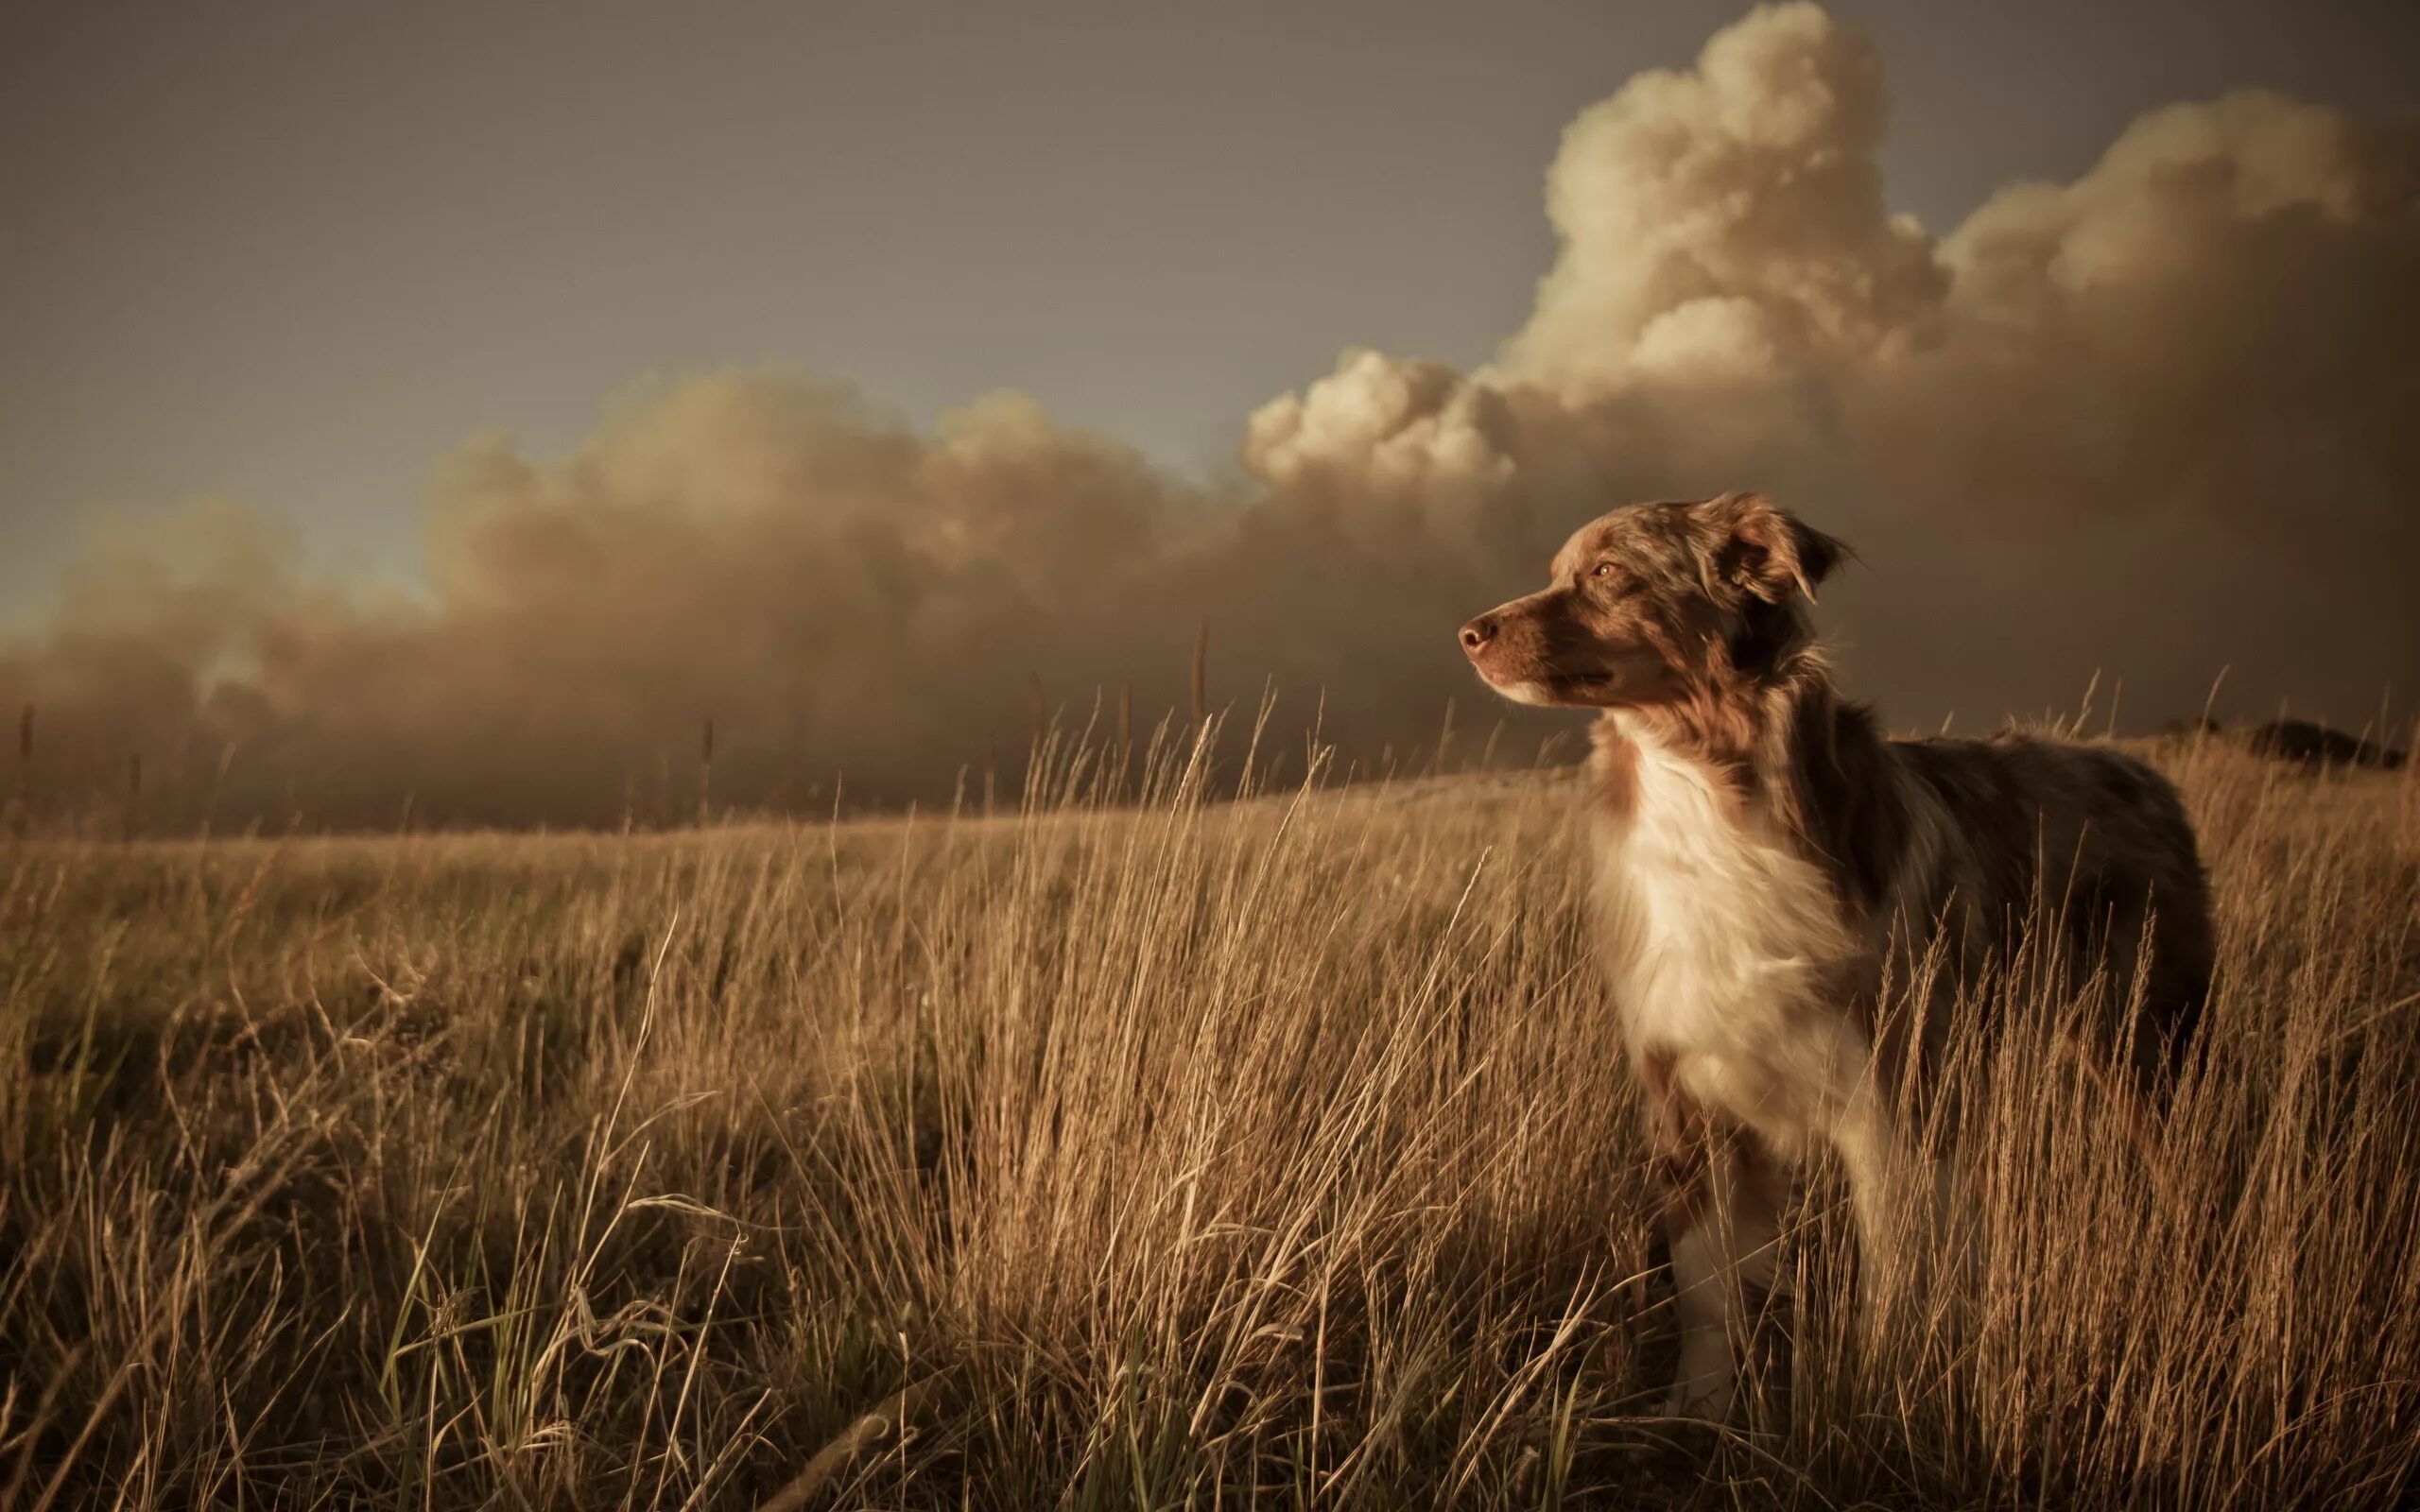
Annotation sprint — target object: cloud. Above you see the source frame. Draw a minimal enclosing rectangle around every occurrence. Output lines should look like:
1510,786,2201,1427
7,3,2417,828
1503,0,1945,389
1245,2,2420,730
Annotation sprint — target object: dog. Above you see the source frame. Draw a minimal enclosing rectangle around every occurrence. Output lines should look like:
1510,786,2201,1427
1458,491,2213,1418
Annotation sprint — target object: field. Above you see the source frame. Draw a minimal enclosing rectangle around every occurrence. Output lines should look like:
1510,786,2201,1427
4,730,2417,1509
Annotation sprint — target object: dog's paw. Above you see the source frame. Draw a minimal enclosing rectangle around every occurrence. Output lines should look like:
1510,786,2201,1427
1654,1378,1736,1423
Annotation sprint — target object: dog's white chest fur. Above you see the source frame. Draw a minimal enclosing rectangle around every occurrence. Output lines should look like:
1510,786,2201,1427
1590,719,1869,1156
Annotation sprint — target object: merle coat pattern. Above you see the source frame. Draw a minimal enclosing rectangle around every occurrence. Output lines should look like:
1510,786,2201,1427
1459,492,2212,1418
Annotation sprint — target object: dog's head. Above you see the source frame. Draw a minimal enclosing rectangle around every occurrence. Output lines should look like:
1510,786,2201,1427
1458,492,1846,709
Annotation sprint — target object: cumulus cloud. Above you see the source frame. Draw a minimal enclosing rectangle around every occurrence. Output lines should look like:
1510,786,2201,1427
1503,0,1945,388
1245,2,2420,732
4,377,1245,825
6,2,2416,828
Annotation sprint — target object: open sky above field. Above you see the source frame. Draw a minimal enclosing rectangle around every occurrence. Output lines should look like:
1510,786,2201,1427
5,0,2413,598
3,0,2416,823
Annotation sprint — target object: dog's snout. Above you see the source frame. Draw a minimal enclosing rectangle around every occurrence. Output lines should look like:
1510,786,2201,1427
1459,615,1496,657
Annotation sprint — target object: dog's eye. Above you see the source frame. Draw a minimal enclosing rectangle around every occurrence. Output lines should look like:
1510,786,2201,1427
1590,562,1616,580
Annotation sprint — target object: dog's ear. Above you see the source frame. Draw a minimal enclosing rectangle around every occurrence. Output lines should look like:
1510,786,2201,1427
1693,491,1848,606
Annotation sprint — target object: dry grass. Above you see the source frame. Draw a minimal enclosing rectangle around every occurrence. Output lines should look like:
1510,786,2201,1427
3,728,2417,1509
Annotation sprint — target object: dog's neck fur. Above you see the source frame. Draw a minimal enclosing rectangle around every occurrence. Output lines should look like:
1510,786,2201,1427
1591,610,1910,914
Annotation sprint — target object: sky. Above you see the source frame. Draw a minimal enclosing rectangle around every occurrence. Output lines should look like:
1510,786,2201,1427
8,0,2412,600
2,1,2416,825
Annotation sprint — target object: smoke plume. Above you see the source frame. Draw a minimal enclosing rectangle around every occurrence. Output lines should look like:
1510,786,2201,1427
7,2,2416,828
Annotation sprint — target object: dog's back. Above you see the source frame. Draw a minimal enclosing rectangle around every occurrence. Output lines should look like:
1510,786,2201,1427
1881,733,2213,1089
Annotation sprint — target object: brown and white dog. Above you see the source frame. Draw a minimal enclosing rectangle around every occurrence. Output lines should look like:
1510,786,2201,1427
1459,492,2212,1418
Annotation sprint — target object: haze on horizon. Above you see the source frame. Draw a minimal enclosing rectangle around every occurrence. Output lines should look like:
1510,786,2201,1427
4,0,2417,827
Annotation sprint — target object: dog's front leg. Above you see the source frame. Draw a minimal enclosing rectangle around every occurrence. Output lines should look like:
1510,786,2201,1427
1832,1102,1932,1341
1644,1060,1788,1420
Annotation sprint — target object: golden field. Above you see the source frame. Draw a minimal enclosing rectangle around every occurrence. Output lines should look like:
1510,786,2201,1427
3,730,2416,1509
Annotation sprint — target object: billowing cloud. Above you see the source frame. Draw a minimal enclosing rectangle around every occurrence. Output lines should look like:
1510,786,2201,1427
3,377,1242,825
6,2,2416,829
1245,2,2420,733
1505,0,1945,389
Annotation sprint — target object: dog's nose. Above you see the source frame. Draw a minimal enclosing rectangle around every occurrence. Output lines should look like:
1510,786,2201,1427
1460,615,1495,657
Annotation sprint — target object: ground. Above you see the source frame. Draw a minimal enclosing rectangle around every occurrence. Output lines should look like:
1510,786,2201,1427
3,733,2416,1509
